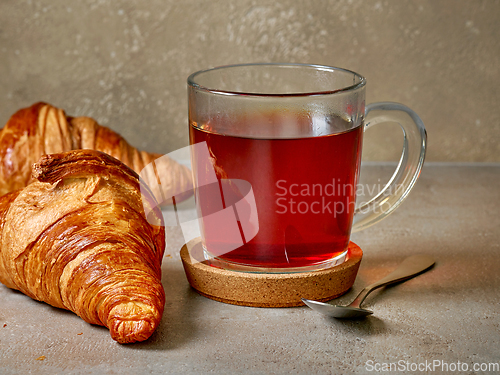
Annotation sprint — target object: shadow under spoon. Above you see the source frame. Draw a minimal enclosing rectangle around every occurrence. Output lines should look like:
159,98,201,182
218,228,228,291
302,254,435,319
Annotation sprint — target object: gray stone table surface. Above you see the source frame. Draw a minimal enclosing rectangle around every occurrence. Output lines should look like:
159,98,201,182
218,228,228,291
0,164,499,374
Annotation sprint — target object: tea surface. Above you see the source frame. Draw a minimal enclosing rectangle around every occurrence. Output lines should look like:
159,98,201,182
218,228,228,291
190,112,363,268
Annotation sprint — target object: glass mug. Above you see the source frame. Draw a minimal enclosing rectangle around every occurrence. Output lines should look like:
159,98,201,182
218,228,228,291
188,63,426,273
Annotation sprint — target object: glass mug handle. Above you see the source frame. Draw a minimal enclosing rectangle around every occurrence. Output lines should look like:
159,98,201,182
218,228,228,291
351,102,427,232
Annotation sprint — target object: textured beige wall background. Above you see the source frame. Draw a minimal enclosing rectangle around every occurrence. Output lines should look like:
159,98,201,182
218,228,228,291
0,0,499,162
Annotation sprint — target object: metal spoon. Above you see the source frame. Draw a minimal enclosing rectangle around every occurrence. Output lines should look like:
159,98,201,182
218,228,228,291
302,254,435,319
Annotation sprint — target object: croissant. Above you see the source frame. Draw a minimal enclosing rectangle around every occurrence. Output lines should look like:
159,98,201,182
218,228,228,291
0,102,192,203
0,149,166,344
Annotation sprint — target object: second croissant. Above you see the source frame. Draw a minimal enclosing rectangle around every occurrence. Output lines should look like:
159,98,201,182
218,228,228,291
0,102,193,204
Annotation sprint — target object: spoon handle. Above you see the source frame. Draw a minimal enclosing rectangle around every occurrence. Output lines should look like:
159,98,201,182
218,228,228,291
349,254,435,309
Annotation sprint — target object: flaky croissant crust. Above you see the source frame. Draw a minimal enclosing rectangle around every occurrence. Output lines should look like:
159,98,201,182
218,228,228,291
0,150,166,344
0,102,192,204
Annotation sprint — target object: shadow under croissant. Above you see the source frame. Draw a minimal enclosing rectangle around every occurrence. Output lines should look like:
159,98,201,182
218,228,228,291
1,267,200,349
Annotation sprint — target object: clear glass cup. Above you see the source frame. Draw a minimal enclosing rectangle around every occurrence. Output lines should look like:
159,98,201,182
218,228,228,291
187,63,426,273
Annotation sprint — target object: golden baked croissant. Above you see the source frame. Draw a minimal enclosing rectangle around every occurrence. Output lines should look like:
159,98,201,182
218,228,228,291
0,149,166,344
0,102,192,203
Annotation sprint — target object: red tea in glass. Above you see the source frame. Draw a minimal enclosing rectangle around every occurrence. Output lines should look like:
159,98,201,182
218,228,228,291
190,112,363,269
187,63,426,272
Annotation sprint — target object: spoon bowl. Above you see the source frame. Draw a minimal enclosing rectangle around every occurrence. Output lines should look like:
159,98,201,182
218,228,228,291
302,299,373,318
302,254,435,319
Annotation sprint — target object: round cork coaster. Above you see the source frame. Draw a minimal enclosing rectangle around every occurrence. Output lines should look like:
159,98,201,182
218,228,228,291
180,238,363,307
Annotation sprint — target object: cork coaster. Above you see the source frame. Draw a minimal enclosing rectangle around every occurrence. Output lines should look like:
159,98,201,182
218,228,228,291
180,238,363,307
